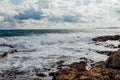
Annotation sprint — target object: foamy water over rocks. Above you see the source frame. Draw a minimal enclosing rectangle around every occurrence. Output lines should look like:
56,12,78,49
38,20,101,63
0,29,120,80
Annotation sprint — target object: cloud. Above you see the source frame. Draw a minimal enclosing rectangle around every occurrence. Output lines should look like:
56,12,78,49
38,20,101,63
0,16,4,22
0,0,120,29
14,8,43,20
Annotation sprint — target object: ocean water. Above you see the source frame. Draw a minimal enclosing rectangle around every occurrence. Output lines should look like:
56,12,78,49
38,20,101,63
0,29,120,79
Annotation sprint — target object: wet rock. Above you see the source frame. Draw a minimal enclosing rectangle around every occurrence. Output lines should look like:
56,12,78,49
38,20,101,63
80,57,88,61
9,49,18,54
79,75,89,80
91,61,106,67
0,68,26,80
36,72,47,77
49,72,56,76
0,49,18,58
53,67,78,80
0,52,8,58
52,60,120,80
108,70,120,80
4,69,25,76
0,44,14,48
92,35,120,42
106,50,120,69
70,61,87,71
56,60,65,66
96,51,115,56
105,44,117,48
89,59,94,63
118,44,120,48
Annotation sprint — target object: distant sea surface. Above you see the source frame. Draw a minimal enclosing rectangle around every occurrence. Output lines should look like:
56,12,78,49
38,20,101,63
0,29,93,37
0,29,120,37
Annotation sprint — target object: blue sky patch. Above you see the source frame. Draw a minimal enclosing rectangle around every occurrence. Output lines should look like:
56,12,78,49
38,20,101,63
10,0,23,5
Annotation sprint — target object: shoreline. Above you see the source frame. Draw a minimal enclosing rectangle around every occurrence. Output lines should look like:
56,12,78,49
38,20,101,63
0,35,120,80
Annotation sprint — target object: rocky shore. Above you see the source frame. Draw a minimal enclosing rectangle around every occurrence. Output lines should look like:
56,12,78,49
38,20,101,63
52,35,120,80
0,35,120,80
52,50,120,80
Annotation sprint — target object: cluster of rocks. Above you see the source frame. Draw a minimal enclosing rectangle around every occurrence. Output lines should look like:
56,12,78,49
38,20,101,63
0,43,18,58
93,35,120,49
0,68,49,80
0,68,26,80
92,35,120,42
0,49,18,58
0,35,120,80
0,43,36,58
52,50,120,80
51,35,120,80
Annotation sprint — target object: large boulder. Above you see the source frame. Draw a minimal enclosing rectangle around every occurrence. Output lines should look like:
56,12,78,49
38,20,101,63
106,50,120,69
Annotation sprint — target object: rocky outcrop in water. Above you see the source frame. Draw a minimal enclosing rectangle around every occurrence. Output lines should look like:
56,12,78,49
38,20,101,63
52,49,120,80
0,49,18,58
92,35,120,42
52,60,120,80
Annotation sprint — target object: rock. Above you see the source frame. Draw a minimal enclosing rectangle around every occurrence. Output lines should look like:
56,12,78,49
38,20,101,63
105,44,117,48
9,49,18,54
115,74,120,80
0,44,14,48
13,70,25,75
53,67,78,80
96,51,115,56
36,72,47,77
106,50,120,69
0,52,8,58
80,57,88,61
56,60,65,66
49,72,56,76
0,68,26,80
0,49,18,58
92,35,120,42
79,76,89,80
52,60,120,80
70,61,87,71
118,44,120,48
91,61,106,67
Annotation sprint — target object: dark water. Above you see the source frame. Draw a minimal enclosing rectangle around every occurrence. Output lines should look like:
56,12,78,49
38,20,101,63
0,29,89,37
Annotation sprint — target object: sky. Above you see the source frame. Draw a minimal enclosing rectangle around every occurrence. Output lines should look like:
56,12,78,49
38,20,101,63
0,0,120,29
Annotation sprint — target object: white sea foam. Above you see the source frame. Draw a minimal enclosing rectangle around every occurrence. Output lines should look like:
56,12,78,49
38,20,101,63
0,29,119,77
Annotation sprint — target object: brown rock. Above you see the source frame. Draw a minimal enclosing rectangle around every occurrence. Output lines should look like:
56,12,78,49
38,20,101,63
106,50,120,69
70,61,87,71
115,74,120,80
53,67,78,80
79,76,89,80
52,60,120,80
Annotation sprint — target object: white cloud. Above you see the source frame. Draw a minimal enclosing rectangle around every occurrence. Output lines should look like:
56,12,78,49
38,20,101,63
0,16,4,22
0,0,120,29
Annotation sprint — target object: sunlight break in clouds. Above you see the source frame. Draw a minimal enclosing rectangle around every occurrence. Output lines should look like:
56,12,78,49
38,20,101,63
0,0,120,29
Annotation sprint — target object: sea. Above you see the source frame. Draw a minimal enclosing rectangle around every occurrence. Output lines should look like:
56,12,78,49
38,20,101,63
0,29,120,79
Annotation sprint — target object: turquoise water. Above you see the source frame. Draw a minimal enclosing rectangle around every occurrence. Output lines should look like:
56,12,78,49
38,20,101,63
0,29,83,37
0,29,120,37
